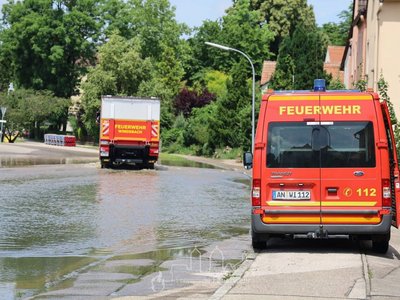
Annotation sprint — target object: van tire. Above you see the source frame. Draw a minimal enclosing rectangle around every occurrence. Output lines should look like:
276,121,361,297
372,232,390,253
252,238,266,250
372,240,389,253
251,230,267,250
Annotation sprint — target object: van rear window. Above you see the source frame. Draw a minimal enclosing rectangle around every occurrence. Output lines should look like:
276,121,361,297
267,122,375,168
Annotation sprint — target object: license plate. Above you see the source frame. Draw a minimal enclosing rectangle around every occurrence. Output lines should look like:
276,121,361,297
272,190,311,200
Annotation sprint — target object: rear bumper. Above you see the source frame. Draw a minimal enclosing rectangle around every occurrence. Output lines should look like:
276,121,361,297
105,144,157,163
252,213,392,235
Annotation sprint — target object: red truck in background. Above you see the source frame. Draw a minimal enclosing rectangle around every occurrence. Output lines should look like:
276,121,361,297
99,96,160,169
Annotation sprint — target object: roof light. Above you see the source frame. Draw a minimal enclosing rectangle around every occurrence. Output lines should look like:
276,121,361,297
314,79,326,92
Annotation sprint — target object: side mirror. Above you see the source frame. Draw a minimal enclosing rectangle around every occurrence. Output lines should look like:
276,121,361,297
243,152,253,169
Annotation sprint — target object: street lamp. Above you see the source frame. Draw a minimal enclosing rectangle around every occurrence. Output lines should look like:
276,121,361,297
205,42,256,153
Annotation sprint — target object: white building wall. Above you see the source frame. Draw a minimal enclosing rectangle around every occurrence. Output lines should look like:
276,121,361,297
366,0,400,118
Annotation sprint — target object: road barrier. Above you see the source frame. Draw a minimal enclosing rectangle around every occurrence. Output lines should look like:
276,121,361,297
44,134,76,147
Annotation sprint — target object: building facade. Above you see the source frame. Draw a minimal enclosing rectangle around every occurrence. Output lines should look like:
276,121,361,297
342,0,400,117
324,46,345,84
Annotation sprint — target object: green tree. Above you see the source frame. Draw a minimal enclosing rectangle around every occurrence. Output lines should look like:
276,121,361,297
137,42,186,131
249,0,315,55
204,70,229,98
186,20,225,83
0,33,13,92
220,0,274,76
98,0,188,134
378,74,398,125
187,0,273,82
184,102,218,155
377,74,400,156
100,0,188,62
0,89,70,140
0,0,100,98
210,61,253,150
81,34,153,138
271,23,328,90
353,77,367,91
130,0,187,61
328,78,345,90
320,3,353,46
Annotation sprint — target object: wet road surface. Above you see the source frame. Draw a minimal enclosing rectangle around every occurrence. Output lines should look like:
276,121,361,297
0,163,251,299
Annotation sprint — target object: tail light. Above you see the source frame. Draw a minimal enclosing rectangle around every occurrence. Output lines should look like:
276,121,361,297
150,148,159,155
382,179,391,207
100,145,110,157
149,142,159,155
252,179,261,206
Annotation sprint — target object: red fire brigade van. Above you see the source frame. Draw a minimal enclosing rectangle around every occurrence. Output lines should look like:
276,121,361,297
243,80,400,253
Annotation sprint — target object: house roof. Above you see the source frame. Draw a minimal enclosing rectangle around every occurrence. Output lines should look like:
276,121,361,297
325,46,346,65
260,61,277,85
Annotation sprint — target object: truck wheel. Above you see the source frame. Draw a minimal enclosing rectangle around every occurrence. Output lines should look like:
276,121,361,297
146,163,155,170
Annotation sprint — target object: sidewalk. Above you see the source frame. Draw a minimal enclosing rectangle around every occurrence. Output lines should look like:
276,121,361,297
210,227,400,300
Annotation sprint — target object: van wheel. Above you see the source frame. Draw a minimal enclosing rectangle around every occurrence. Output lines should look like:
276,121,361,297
372,233,390,254
252,231,267,250
252,237,266,250
372,240,389,254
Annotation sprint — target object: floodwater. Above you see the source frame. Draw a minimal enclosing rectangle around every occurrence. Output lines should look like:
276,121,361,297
0,163,250,299
0,156,98,168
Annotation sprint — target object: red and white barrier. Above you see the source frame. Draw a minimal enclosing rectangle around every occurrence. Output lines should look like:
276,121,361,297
44,134,76,147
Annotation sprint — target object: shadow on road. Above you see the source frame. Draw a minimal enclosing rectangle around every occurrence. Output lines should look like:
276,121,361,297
255,236,400,260
257,237,360,254
358,240,400,260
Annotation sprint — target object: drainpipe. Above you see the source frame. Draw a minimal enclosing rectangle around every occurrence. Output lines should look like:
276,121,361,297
374,0,384,89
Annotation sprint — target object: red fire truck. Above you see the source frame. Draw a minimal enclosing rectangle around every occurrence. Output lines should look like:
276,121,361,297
243,80,400,253
99,96,160,169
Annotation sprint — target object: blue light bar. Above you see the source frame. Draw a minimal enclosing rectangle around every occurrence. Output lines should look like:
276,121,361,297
314,79,326,91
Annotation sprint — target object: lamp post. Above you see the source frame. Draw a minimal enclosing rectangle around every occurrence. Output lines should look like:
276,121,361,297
205,42,256,153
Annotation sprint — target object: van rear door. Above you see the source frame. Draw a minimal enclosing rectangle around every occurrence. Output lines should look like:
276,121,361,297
262,95,322,227
319,94,382,227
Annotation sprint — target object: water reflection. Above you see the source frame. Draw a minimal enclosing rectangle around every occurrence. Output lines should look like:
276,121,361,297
0,156,98,168
0,165,250,298
0,256,96,298
160,159,216,169
0,178,98,253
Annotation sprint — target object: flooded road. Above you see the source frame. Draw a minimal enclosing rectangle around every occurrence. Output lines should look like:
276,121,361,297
0,163,251,299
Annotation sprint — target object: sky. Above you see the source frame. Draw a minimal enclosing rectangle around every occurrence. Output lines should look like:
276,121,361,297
0,0,352,27
169,0,352,28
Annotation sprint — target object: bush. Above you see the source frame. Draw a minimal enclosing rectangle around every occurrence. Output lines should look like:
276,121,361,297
174,88,216,117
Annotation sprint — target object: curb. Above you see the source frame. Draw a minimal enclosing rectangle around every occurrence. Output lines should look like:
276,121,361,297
209,251,257,300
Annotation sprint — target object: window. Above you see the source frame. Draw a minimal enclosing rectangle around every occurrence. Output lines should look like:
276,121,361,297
267,122,375,168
